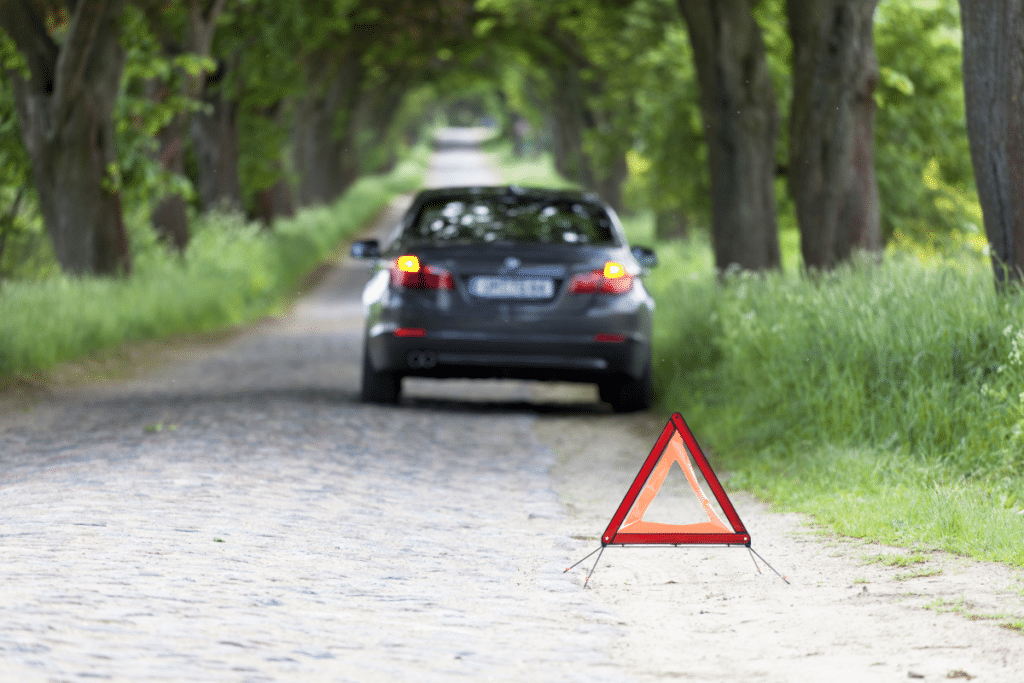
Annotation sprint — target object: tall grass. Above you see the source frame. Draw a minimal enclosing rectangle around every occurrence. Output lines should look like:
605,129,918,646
644,236,1024,563
497,147,1024,564
487,140,580,190
0,150,427,379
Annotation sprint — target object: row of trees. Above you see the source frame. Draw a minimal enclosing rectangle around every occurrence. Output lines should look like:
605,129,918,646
0,0,471,276
0,0,1021,287
476,0,1018,284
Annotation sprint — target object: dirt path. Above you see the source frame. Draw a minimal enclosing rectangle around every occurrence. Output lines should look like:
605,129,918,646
541,415,1024,681
1,129,1022,682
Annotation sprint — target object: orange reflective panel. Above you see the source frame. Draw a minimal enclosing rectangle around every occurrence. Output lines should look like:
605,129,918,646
602,413,749,546
620,431,729,535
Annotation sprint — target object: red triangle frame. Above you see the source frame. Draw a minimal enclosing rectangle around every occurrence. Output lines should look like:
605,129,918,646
601,413,750,546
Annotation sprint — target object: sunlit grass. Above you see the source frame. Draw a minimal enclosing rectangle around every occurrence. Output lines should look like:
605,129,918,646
0,149,427,379
644,238,1024,565
862,552,928,567
489,140,580,191
493,147,1024,567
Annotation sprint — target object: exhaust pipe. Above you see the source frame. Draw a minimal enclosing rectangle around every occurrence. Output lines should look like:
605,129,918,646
407,350,438,369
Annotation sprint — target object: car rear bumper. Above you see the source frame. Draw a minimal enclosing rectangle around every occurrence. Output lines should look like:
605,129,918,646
365,327,650,382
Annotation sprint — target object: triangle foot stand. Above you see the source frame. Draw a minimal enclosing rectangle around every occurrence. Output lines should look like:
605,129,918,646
564,413,791,588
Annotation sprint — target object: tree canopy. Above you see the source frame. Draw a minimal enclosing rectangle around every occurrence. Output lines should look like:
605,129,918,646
0,0,1007,285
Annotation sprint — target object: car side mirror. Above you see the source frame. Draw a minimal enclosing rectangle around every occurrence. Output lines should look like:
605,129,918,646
351,239,381,259
631,245,658,269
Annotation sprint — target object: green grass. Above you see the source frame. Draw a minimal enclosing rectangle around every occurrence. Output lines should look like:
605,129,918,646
0,148,427,379
647,242,1024,565
493,147,1024,567
488,140,580,191
895,567,943,581
863,552,929,567
927,596,1024,632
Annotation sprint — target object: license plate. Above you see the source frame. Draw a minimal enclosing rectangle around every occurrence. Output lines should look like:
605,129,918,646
469,276,554,299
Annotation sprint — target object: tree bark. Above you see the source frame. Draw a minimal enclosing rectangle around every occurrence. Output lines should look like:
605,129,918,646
149,0,228,250
960,0,1024,287
550,64,596,191
1,0,132,275
350,75,407,175
191,61,242,212
247,100,295,226
788,0,881,272
655,208,690,241
676,0,781,272
293,56,364,207
252,175,294,226
150,104,190,250
547,62,629,212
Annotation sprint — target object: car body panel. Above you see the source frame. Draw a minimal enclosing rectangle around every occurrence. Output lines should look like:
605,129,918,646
354,186,655,399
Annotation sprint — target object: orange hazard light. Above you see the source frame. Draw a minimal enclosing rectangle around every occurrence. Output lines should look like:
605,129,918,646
603,261,626,278
396,255,420,272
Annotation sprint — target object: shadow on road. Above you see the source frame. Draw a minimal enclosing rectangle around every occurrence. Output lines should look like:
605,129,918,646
55,385,610,422
404,395,609,416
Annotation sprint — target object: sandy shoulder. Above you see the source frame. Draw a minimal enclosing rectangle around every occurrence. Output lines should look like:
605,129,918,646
536,413,1024,682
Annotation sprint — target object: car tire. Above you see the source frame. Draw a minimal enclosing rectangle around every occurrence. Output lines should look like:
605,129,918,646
603,369,652,414
598,380,619,405
361,346,401,404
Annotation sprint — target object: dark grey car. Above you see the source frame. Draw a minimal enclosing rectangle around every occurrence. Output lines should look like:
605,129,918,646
350,186,657,412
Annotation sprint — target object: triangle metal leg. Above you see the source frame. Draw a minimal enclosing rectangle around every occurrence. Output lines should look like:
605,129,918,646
583,546,606,588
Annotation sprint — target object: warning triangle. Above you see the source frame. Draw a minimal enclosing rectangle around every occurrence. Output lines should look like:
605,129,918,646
601,413,749,546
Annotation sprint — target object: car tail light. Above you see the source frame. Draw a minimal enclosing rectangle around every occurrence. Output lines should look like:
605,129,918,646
594,333,626,343
568,261,634,294
394,327,426,337
390,255,453,290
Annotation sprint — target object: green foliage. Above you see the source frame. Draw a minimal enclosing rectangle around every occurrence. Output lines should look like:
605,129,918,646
874,0,977,243
620,0,708,220
491,139,579,190
0,149,427,378
115,5,208,215
644,232,1024,563
490,84,1024,566
0,35,49,280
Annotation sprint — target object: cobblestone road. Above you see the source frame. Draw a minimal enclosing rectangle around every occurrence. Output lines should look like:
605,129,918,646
4,129,1024,683
0,132,621,682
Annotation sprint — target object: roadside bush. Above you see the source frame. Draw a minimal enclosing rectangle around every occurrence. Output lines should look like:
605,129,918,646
494,146,1024,564
0,149,427,379
647,244,1024,563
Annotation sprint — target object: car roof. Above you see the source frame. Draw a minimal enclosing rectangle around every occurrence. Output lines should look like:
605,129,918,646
412,185,605,205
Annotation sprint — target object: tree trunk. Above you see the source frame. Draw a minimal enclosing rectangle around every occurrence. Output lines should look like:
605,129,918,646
150,112,190,250
509,112,528,158
550,65,597,191
246,100,296,226
349,77,405,175
252,174,294,226
149,0,228,250
960,0,1024,287
788,0,881,272
594,151,629,213
1,0,132,276
191,73,242,212
655,208,690,241
546,63,630,212
293,57,364,207
677,0,781,272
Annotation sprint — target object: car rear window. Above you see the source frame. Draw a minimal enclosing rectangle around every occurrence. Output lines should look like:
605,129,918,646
404,196,617,245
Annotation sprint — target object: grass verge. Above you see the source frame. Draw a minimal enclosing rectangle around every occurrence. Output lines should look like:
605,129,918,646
0,148,427,385
493,146,1024,567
